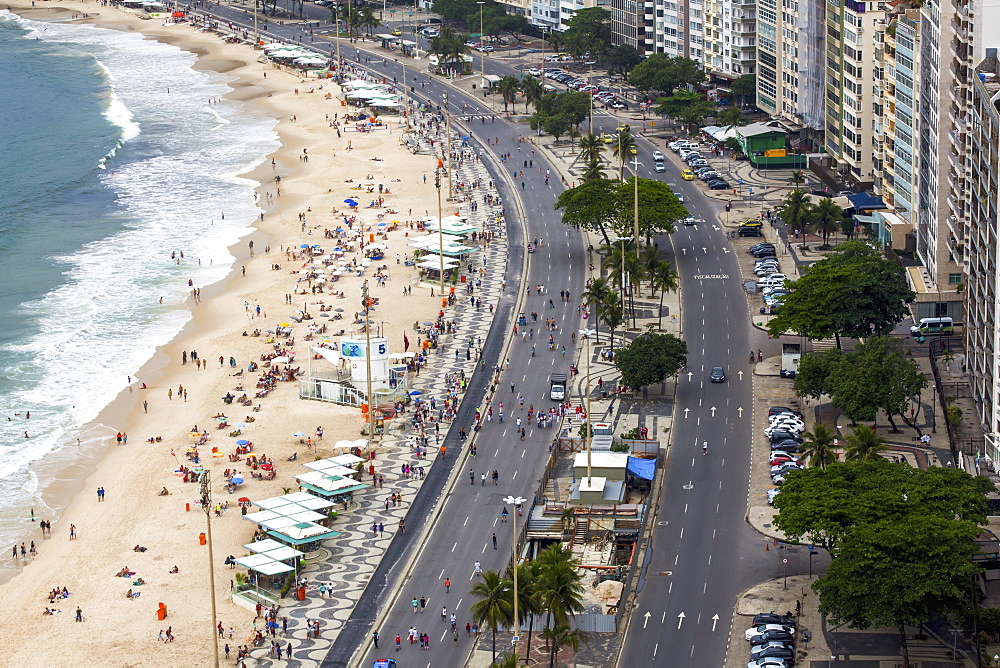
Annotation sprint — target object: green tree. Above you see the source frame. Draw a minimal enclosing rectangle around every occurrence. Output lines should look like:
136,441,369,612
811,197,844,247
843,424,888,462
603,239,645,327
789,170,806,187
612,129,635,180
800,423,837,469
650,260,680,330
654,89,706,120
493,652,520,668
581,154,606,182
773,459,992,553
814,514,982,664
676,105,709,135
607,44,643,76
628,54,706,94
564,7,612,44
469,570,513,665
507,561,542,663
729,74,757,106
537,544,586,629
766,242,916,345
793,348,842,400
614,333,688,390
826,337,927,430
555,177,684,243
497,75,521,112
359,6,378,35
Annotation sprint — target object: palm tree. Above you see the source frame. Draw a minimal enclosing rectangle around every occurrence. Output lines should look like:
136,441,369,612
811,197,843,247
578,132,604,165
545,31,565,53
716,106,746,129
345,6,362,37
789,170,806,187
776,189,813,238
507,561,542,661
650,260,680,330
470,570,514,665
567,125,582,153
676,105,708,135
612,129,635,180
359,6,378,36
497,75,521,112
493,652,520,668
602,240,644,328
639,244,660,296
844,425,888,462
582,155,606,182
521,77,545,114
581,277,613,343
541,623,586,668
537,544,585,628
800,423,837,469
598,295,625,351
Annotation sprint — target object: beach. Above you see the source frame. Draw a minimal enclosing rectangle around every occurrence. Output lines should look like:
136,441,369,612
0,1,495,662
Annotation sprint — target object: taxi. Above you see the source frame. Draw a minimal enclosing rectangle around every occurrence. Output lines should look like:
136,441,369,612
391,28,402,36
616,123,631,133
681,169,695,180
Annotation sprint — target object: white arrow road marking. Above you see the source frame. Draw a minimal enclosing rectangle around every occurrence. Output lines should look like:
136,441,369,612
711,614,720,631
677,612,686,629
643,611,651,628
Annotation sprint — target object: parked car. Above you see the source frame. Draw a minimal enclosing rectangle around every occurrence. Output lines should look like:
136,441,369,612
770,442,802,454
748,626,795,643
746,625,796,641
708,180,731,190
681,216,699,225
768,407,803,418
750,645,796,662
746,659,790,668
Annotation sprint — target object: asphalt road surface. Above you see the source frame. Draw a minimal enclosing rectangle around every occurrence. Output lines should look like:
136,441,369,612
171,7,794,663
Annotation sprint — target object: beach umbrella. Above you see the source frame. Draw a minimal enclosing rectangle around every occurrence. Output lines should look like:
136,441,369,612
236,439,250,446
265,330,275,334
334,308,344,312
216,416,229,422
422,321,434,326
238,497,251,504
230,476,244,485
410,390,422,395
300,244,310,249
278,323,291,328
377,222,387,227
234,422,246,429
293,431,306,438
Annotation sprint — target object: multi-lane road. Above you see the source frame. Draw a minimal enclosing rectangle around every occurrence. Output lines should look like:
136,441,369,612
178,5,793,663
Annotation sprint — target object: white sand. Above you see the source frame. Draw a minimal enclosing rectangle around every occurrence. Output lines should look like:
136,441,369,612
0,1,467,662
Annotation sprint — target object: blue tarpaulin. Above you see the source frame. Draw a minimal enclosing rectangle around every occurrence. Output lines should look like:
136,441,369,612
626,456,656,481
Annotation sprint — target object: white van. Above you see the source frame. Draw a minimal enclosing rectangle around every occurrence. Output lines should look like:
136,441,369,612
910,317,954,336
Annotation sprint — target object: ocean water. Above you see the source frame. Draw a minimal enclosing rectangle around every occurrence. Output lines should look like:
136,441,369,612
0,11,278,550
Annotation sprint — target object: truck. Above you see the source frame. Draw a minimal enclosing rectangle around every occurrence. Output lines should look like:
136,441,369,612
549,373,568,401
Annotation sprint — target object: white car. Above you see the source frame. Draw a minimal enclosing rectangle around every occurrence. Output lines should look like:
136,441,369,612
768,416,805,430
745,625,795,641
652,150,665,161
768,412,804,424
770,462,804,475
766,488,781,505
654,162,666,173
673,191,685,203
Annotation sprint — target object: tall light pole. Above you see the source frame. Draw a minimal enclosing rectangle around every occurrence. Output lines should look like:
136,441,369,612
477,1,487,109
503,494,527,656
362,280,377,446
199,472,221,668
435,162,445,295
630,156,640,259
334,2,341,78
444,94,454,200
580,329,595,482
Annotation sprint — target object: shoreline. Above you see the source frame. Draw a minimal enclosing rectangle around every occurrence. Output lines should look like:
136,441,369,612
0,2,463,662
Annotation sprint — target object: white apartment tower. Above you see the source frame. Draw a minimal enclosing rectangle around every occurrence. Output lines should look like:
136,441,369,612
704,0,757,78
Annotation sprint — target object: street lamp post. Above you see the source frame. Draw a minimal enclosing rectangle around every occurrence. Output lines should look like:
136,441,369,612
444,95,453,200
580,329,596,480
630,156,640,258
503,494,526,655
362,281,377,447
199,472,221,668
435,163,445,295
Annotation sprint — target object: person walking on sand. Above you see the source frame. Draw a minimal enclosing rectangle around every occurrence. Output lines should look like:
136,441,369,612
69,524,76,540
75,607,82,622
97,487,105,502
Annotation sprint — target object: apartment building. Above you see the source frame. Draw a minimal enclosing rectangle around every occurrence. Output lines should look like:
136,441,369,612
755,0,826,146
704,0,757,77
965,48,1000,460
824,0,888,188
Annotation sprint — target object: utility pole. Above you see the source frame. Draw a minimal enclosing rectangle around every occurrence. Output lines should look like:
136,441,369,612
444,94,453,200
200,472,221,668
631,156,640,260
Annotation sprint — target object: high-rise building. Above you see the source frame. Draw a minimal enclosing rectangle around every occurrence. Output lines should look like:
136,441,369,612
755,0,826,147
965,47,1000,459
824,0,888,189
704,0,757,78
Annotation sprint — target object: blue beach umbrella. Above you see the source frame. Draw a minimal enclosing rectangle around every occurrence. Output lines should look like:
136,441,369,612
230,477,244,485
236,439,250,446
300,244,310,249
